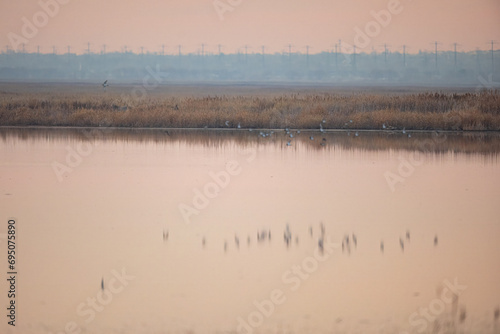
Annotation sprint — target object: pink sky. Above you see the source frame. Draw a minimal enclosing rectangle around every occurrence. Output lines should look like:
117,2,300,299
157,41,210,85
1,0,499,55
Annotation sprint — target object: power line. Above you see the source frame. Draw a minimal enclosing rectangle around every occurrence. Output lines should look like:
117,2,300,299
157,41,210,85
452,43,461,69
401,44,409,67
243,44,250,63
304,45,312,68
334,43,338,70
431,41,442,69
380,43,391,64
489,40,497,73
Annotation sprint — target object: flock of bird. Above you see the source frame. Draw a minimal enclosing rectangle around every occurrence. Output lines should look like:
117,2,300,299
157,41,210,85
222,119,413,147
162,224,439,255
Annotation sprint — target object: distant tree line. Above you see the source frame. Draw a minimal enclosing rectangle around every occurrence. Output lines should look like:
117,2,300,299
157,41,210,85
0,48,498,88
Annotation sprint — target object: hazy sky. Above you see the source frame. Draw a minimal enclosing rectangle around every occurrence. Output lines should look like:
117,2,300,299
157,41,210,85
1,0,499,55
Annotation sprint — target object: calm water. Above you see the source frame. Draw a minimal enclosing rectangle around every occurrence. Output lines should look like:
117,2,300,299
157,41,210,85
1,128,499,334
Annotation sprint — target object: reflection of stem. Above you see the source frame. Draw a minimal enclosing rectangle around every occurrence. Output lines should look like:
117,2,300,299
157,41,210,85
451,293,459,331
495,307,499,334
432,319,440,334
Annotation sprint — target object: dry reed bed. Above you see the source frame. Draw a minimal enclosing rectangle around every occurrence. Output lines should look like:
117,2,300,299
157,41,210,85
1,91,499,130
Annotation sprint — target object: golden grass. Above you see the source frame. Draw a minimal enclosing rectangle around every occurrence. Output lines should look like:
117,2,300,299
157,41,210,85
1,86,499,131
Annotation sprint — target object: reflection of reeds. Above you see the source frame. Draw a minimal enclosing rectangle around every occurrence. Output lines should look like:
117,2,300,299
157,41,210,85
495,306,500,334
1,86,500,130
1,127,500,157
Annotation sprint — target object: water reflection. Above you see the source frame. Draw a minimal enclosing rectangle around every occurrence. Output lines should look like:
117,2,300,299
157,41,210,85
1,127,500,156
0,127,499,334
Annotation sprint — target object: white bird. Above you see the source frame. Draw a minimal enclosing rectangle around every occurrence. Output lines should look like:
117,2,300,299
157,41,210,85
286,140,292,146
382,123,386,129
355,131,359,137
310,136,314,140
402,128,406,134
237,123,241,129
225,121,230,127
